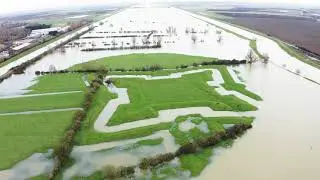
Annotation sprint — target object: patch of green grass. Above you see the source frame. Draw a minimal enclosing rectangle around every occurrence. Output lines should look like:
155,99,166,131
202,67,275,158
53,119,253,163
170,115,253,145
27,74,87,94
148,166,185,180
190,117,203,125
179,148,212,176
30,175,48,180
71,171,104,180
250,40,263,59
75,85,170,145
77,122,172,145
168,115,254,177
0,92,85,113
218,67,262,101
0,111,76,169
70,53,216,70
76,71,256,146
109,71,256,125
137,138,164,146
275,40,320,69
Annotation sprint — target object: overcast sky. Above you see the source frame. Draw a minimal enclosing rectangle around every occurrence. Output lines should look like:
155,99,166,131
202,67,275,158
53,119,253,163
1,0,320,14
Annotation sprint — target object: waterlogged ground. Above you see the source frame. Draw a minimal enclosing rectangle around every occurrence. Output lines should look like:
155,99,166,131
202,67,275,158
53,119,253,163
0,7,250,96
0,5,320,180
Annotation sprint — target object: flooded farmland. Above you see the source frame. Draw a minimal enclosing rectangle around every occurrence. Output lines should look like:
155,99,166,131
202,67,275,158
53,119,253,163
0,5,320,180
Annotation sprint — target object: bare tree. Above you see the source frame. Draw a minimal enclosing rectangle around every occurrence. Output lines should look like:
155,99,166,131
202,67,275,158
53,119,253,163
185,27,190,34
111,39,116,49
191,28,196,34
246,49,257,63
60,47,66,53
191,34,197,44
49,65,56,72
217,35,223,44
91,41,96,48
156,36,162,46
132,36,136,48
262,53,270,63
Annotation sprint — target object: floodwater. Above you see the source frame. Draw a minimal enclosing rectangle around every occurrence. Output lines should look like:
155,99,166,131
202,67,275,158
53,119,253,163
0,7,249,95
197,63,320,180
0,6,320,180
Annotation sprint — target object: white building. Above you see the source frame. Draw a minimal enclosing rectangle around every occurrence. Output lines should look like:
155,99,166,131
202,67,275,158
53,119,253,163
0,51,9,59
28,26,70,39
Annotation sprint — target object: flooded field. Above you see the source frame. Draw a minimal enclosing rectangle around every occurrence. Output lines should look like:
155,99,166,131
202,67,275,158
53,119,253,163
199,62,320,180
0,6,320,180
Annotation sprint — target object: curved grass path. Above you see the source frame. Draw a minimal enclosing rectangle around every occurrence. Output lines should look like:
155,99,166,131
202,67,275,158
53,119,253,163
94,69,259,133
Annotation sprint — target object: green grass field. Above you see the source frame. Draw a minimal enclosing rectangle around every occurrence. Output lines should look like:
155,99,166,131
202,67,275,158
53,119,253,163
0,111,76,169
137,138,164,146
180,148,212,176
250,40,263,59
170,115,253,176
27,74,87,94
75,85,172,145
218,67,262,100
108,71,256,125
0,92,84,113
70,53,216,70
275,39,320,69
2,53,260,178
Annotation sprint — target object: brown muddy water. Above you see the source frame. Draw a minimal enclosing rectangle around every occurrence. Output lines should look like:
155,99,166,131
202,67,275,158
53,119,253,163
198,62,320,180
0,7,320,180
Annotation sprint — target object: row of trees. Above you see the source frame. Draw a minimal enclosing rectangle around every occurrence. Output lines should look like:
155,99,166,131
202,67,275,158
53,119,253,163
49,73,105,179
92,123,253,179
246,49,270,64
131,36,162,48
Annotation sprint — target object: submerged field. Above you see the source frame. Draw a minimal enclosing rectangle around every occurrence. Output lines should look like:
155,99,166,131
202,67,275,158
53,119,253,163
0,111,77,170
0,74,87,170
1,52,260,179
